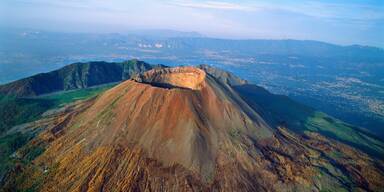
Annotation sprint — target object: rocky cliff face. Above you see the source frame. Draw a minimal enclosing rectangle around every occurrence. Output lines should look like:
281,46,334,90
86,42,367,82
133,66,206,90
1,66,383,192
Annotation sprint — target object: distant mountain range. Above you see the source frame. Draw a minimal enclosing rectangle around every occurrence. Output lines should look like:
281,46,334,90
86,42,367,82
0,61,383,191
1,29,383,84
1,29,383,140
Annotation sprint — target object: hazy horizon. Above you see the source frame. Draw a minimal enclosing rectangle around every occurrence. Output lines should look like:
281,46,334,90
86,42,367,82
1,0,383,47
2,27,384,50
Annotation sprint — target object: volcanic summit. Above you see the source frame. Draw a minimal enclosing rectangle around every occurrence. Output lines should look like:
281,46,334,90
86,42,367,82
2,66,383,192
133,66,206,90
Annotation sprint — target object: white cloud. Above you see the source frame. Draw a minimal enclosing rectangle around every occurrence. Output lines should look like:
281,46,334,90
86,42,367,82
171,0,383,21
280,1,384,21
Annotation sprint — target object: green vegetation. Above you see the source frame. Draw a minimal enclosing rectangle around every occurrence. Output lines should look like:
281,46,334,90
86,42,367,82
39,83,116,106
0,132,31,155
5,161,46,192
0,83,115,135
234,84,384,158
304,112,384,157
0,84,115,183
24,146,45,162
229,129,241,139
0,132,31,173
0,59,152,97
0,95,55,134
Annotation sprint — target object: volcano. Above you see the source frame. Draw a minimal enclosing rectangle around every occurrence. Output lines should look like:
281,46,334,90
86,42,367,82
2,66,383,192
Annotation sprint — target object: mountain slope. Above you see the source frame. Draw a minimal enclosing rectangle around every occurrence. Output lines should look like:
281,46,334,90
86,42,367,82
233,84,384,158
1,66,383,192
0,60,153,97
0,83,115,135
0,84,116,181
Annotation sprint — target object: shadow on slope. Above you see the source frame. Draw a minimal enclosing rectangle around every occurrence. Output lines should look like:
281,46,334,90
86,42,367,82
234,84,384,159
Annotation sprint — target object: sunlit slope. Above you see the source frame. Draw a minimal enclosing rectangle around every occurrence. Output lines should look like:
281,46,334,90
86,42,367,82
1,66,383,192
0,84,115,180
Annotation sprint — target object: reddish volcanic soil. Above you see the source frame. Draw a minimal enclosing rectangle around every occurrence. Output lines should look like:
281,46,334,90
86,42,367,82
2,66,383,192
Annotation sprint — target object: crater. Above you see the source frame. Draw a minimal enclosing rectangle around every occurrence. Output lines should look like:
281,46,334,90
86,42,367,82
133,67,206,90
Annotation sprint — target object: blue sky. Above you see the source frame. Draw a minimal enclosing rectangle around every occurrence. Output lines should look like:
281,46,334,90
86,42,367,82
1,0,383,47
